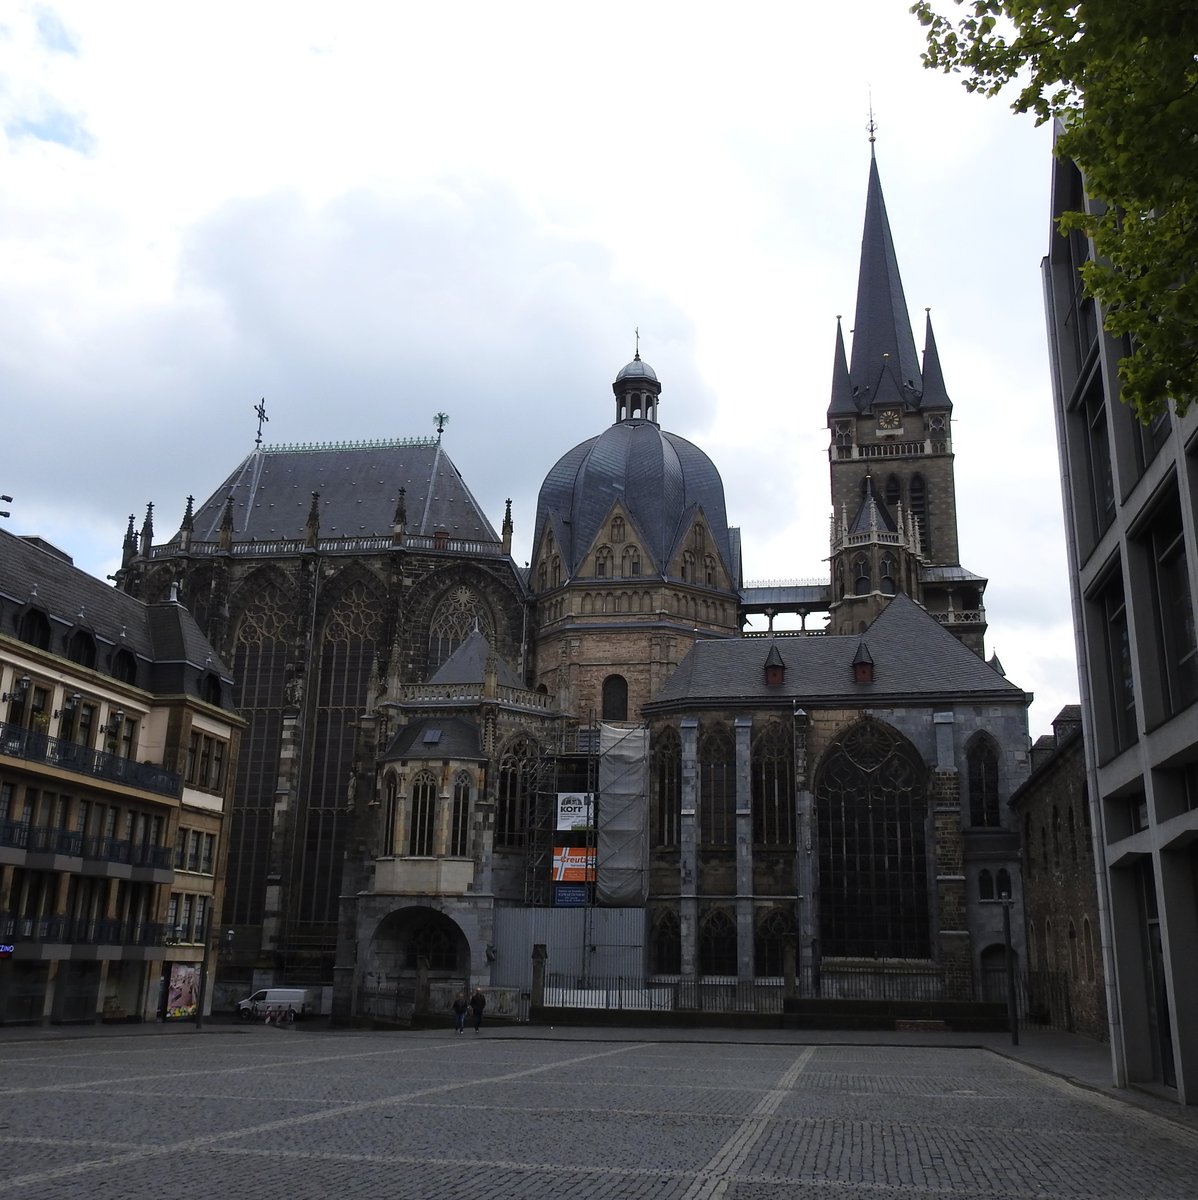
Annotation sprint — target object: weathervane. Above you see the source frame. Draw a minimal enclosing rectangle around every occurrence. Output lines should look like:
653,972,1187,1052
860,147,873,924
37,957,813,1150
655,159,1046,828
867,91,877,155
434,412,449,442
254,398,269,447
635,326,640,357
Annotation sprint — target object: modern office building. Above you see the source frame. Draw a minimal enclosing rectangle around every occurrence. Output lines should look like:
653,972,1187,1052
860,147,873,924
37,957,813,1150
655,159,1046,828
1044,150,1198,1101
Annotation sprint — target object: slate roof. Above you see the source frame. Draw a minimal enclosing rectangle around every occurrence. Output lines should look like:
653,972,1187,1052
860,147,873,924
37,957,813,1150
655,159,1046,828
645,594,1023,712
919,311,953,411
429,629,522,688
0,528,232,702
381,715,485,763
182,439,500,544
535,419,734,579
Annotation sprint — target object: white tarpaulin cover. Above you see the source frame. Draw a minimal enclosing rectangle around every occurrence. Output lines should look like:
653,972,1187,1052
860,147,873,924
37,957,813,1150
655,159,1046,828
597,724,649,905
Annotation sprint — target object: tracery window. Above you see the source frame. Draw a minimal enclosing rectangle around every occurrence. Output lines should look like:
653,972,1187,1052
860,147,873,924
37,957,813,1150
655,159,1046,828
427,585,493,676
681,551,695,582
699,908,737,976
885,474,901,511
496,736,537,848
752,721,794,845
450,771,471,857
704,555,717,587
621,546,641,577
611,516,626,544
652,908,681,975
967,735,1000,826
409,771,437,856
699,724,735,847
879,555,896,596
754,908,794,978
815,719,930,959
910,473,929,553
595,546,612,578
853,556,870,595
405,919,458,970
650,726,682,848
382,774,398,856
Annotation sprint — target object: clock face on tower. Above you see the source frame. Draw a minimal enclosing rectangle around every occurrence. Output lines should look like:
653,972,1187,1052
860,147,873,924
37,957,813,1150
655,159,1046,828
878,409,901,430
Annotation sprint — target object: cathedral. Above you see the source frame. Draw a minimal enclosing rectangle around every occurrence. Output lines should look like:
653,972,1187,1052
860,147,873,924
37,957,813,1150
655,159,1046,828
119,151,1030,1018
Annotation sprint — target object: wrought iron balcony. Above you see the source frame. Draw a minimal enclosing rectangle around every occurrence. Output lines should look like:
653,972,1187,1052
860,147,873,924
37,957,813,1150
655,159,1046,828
0,721,181,798
0,912,168,946
0,820,172,869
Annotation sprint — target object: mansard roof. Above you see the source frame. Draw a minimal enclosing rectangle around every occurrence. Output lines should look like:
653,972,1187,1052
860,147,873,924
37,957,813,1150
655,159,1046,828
0,527,232,702
381,716,485,763
646,594,1022,711
186,439,500,544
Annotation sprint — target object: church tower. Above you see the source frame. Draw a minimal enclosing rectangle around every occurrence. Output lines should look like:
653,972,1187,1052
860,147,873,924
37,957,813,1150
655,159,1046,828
827,151,986,653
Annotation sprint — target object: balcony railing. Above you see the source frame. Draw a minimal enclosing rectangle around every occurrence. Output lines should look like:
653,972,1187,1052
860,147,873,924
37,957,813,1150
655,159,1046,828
0,721,182,798
148,532,506,560
0,912,168,947
0,820,174,869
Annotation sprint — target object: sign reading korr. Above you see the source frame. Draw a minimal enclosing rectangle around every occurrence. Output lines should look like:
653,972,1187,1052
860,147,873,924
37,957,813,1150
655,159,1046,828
556,792,594,831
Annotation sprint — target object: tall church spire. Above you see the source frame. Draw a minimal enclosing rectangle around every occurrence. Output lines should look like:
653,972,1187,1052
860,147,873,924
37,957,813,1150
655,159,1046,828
920,310,953,411
827,316,857,418
849,157,922,409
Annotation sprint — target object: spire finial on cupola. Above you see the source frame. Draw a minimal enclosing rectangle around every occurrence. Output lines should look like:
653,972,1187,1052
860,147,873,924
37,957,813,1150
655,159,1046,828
179,495,195,551
140,502,154,557
501,497,513,555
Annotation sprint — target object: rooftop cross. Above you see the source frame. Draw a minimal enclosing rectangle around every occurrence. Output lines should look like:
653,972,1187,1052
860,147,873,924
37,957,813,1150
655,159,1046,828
254,398,269,447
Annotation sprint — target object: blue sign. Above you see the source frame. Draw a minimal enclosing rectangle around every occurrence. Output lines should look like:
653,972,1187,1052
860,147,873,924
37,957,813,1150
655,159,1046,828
0,944,14,957
554,884,588,907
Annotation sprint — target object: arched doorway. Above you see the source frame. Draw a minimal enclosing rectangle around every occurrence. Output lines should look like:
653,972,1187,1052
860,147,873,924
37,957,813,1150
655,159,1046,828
362,906,472,1021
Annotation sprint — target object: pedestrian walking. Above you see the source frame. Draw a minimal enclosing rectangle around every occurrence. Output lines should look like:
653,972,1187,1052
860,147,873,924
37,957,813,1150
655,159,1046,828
451,992,468,1034
468,986,486,1032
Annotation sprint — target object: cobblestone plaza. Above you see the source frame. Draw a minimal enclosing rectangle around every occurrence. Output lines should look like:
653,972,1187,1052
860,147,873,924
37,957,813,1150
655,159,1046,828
0,1029,1195,1198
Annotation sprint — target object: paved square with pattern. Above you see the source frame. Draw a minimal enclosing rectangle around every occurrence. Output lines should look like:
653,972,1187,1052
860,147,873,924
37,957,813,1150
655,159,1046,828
0,1028,1195,1198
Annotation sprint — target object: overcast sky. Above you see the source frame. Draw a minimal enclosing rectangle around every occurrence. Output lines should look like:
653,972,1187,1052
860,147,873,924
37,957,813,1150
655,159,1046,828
0,2,1075,737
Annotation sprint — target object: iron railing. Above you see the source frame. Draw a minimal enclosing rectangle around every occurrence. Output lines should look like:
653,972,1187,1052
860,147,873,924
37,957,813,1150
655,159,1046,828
0,912,169,947
0,820,172,869
0,721,181,798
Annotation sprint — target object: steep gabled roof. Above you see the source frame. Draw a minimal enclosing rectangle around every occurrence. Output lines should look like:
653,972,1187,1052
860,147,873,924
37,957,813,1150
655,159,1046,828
827,317,859,418
429,629,522,688
920,311,953,411
185,439,499,544
646,594,1022,710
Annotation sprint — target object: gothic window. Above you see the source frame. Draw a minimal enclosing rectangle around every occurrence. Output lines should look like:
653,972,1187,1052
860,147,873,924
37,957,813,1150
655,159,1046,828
836,562,845,599
885,474,901,511
751,721,794,845
754,908,794,978
996,868,1012,899
408,771,437,856
1041,827,1049,876
879,555,896,596
450,771,471,857
622,546,641,577
693,524,705,551
699,724,735,847
910,474,929,554
979,869,995,902
496,736,537,848
853,556,870,595
704,555,717,587
699,908,737,976
815,719,930,959
382,774,398,856
602,674,628,721
681,551,695,582
404,919,458,970
650,726,682,848
595,546,612,578
1052,806,1062,866
834,420,853,447
611,517,626,544
1068,806,1077,863
552,557,561,586
427,585,493,676
1083,917,1096,982
652,908,681,975
305,578,383,926
1068,920,1079,978
538,562,547,590
967,736,1000,826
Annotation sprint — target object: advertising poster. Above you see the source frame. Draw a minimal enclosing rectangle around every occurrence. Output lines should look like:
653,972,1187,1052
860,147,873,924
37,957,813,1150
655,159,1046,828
166,962,199,1020
552,846,596,882
556,792,594,831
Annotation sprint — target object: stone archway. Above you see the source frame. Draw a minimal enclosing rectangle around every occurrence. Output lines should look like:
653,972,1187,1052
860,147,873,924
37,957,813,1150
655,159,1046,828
362,905,472,1020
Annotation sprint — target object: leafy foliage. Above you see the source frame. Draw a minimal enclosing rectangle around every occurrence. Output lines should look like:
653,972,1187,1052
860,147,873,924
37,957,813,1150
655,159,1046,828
911,1,1198,418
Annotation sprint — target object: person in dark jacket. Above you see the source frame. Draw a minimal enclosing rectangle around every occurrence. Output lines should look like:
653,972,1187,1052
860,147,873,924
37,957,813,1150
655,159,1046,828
451,992,467,1034
468,987,486,1032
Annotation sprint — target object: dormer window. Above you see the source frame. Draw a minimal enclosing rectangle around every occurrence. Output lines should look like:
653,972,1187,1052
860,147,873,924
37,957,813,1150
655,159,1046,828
852,641,874,684
764,645,785,687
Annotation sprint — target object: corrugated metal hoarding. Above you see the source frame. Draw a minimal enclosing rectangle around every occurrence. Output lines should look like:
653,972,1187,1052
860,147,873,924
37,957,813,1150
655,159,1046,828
491,907,646,988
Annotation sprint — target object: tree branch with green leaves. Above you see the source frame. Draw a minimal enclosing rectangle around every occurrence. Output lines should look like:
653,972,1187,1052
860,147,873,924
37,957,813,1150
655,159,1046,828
911,1,1198,419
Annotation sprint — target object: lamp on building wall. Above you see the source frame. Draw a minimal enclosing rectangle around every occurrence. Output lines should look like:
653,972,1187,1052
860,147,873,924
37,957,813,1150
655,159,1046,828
2,674,31,703
53,692,81,718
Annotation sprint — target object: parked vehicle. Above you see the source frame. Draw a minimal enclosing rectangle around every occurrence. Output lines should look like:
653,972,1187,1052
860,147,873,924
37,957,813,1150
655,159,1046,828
237,987,308,1021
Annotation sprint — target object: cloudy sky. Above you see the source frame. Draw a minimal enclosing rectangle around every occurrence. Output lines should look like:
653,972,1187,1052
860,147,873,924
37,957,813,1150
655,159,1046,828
1,1,1075,736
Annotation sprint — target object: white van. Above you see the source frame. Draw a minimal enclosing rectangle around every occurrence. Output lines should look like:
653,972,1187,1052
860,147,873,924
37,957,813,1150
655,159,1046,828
238,988,308,1021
